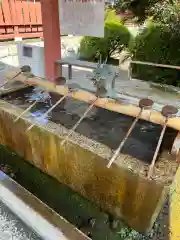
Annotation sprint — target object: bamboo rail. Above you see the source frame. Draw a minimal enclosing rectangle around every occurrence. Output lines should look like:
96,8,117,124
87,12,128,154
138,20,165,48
131,60,180,70
4,70,180,131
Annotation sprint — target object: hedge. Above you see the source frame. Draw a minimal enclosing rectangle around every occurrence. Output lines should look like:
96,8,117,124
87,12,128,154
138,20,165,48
130,21,180,86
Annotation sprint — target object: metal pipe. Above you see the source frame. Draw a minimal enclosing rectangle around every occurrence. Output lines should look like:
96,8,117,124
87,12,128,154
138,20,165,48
14,100,39,123
26,94,68,132
147,105,178,179
107,98,154,168
60,98,98,147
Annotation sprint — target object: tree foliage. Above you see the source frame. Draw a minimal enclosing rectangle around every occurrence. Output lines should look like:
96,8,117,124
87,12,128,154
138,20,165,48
150,0,180,30
115,0,175,22
121,0,180,86
130,19,180,86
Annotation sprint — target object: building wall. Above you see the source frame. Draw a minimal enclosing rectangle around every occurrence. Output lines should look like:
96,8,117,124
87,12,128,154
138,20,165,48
0,0,42,41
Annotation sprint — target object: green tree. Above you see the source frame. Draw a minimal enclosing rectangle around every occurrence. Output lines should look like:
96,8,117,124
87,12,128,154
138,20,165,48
129,19,180,86
115,0,175,22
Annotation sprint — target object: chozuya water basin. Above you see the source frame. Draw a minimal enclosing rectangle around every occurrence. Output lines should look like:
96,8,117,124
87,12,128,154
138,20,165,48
0,69,179,232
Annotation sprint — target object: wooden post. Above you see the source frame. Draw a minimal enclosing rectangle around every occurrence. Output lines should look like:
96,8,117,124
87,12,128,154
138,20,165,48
40,0,61,82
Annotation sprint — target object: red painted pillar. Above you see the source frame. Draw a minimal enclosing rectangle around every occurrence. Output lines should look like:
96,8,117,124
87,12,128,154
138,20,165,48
41,0,61,82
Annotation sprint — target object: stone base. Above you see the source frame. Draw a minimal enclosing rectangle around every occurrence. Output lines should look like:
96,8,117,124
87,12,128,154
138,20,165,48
0,100,169,232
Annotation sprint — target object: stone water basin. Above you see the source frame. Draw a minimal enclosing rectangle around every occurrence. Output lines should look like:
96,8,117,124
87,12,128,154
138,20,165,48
0,85,179,233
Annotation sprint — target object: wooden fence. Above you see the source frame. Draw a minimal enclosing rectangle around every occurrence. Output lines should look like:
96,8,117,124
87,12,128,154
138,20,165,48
0,0,43,41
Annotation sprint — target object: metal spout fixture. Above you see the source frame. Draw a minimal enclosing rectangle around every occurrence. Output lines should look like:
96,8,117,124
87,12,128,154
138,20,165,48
107,98,154,168
60,66,116,147
147,105,178,179
84,55,119,100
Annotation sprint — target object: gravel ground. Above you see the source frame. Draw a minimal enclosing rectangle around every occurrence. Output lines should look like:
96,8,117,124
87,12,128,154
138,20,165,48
0,200,42,240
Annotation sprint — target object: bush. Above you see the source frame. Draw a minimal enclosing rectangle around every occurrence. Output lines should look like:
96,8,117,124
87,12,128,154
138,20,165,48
104,8,122,22
150,0,180,27
78,10,131,63
129,20,180,86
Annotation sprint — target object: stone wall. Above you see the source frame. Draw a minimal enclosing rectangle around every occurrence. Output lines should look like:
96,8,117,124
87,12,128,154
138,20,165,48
0,100,168,232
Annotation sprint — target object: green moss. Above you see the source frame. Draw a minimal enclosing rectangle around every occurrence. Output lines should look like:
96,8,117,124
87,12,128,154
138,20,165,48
0,145,106,223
